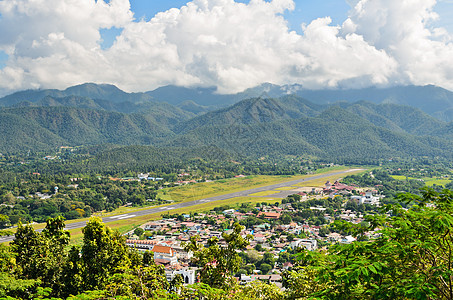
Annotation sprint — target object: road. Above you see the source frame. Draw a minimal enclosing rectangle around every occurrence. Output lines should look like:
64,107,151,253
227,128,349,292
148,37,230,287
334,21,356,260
0,168,362,243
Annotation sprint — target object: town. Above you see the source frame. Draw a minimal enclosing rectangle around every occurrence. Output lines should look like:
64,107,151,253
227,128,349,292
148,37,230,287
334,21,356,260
124,178,384,288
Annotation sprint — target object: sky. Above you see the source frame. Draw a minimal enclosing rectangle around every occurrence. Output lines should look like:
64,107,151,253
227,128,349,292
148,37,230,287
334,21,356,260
0,0,452,96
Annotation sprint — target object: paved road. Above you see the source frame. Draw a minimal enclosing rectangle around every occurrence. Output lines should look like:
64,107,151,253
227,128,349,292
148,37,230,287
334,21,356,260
0,169,362,243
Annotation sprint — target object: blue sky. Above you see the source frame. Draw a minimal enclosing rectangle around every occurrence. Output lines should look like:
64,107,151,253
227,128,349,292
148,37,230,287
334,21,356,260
128,0,453,30
98,0,453,49
128,0,351,32
101,0,352,49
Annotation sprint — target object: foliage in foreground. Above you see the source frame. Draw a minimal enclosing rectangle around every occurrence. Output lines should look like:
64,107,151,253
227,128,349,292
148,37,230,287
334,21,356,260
1,188,453,299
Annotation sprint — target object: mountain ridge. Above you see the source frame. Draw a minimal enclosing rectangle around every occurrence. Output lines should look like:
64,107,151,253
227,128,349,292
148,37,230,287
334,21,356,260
3,82,453,121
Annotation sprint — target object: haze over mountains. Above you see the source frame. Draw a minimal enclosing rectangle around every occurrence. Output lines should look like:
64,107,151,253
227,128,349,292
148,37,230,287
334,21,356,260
2,83,453,162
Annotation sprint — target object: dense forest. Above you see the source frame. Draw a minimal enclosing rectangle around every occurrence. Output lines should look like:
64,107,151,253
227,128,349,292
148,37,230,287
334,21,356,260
2,84,453,163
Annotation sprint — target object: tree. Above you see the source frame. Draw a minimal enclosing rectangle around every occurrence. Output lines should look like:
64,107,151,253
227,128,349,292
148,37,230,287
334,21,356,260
281,214,292,225
259,263,272,275
0,214,10,229
133,227,144,237
10,216,70,297
295,188,453,299
185,223,251,290
79,217,130,291
233,280,284,300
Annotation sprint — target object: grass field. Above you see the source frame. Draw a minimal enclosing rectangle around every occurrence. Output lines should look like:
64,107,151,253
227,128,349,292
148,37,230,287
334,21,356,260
157,175,303,203
391,175,451,187
157,167,360,203
67,196,282,244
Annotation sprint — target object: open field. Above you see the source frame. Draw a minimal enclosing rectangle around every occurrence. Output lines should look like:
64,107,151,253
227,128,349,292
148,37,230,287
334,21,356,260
390,175,451,187
157,166,360,203
68,195,281,244
158,175,305,202
275,187,297,191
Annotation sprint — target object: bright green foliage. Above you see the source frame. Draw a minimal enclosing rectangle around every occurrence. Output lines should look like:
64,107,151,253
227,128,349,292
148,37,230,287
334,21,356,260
0,214,10,229
102,265,171,299
10,216,70,295
233,280,284,300
296,188,453,299
133,227,144,237
0,272,39,299
185,223,251,290
79,217,130,292
180,283,226,300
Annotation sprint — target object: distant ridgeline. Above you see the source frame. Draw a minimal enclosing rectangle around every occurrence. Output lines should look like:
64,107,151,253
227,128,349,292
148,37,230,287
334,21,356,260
1,83,453,163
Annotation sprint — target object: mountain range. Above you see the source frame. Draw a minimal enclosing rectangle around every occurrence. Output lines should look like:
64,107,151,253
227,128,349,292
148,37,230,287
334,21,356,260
1,83,453,162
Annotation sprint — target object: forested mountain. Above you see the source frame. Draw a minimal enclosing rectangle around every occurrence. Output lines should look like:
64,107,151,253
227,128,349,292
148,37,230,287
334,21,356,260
297,85,453,122
167,105,453,161
341,101,446,135
0,107,174,152
0,83,154,106
3,82,453,120
2,83,453,163
175,96,323,133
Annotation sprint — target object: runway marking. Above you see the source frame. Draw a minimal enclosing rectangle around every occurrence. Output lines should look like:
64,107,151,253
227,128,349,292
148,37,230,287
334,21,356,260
109,214,129,219
117,214,136,220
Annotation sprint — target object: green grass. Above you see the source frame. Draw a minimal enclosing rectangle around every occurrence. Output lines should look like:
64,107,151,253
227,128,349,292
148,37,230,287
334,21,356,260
424,179,451,187
157,174,305,202
158,168,359,203
67,196,282,244
391,175,451,187
67,168,366,242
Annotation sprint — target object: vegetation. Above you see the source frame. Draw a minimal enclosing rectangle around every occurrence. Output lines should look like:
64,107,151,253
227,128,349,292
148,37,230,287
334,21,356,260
1,187,453,299
2,84,453,163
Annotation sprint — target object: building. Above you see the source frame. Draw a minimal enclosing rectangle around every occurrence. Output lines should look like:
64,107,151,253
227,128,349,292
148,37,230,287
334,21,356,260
166,268,196,285
152,245,178,265
290,238,318,251
257,212,281,219
126,239,156,251
340,235,356,244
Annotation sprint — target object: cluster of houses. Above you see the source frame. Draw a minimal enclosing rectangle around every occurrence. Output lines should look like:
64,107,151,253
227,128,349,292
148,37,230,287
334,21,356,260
124,187,384,287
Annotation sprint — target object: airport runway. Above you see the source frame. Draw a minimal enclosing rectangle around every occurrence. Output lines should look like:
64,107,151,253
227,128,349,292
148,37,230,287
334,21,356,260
0,168,362,243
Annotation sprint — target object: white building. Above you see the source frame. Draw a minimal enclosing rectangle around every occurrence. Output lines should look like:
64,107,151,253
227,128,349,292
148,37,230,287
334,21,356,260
360,192,380,205
340,235,356,244
350,192,381,206
166,268,196,285
290,238,318,251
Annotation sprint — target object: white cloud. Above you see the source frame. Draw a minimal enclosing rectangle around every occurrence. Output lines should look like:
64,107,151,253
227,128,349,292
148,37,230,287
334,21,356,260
345,0,453,88
0,0,452,96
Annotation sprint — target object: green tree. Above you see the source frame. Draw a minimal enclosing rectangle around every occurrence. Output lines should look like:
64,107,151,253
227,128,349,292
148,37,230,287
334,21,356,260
79,217,130,291
133,227,144,237
296,188,453,299
259,263,272,275
185,223,251,290
0,214,10,229
10,216,69,297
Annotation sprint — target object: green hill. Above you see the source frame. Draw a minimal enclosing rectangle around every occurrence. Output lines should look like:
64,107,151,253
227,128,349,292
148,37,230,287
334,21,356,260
0,107,175,152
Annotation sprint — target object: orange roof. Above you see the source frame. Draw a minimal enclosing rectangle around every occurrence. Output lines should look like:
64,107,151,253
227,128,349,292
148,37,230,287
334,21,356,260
152,245,174,255
258,212,281,219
